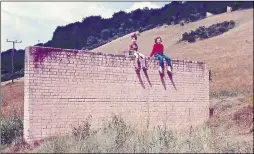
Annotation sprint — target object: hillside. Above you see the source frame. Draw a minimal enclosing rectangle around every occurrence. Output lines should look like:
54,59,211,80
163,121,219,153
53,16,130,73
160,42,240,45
92,8,253,93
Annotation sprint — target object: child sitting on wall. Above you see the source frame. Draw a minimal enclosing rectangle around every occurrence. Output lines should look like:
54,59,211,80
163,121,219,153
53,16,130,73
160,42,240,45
129,32,147,70
150,36,173,74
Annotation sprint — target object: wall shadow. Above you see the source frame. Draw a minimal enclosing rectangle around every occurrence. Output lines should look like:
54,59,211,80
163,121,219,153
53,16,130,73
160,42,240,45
136,69,145,89
167,71,177,90
143,68,152,87
160,72,166,90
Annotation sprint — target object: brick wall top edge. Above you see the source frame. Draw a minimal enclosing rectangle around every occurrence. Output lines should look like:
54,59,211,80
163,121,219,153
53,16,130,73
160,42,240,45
27,46,206,65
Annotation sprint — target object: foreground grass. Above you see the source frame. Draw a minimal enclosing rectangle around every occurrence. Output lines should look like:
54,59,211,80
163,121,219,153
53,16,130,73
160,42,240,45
35,116,253,153
1,114,23,145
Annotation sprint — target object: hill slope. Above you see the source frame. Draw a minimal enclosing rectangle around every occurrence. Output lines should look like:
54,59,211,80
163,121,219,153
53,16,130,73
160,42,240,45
91,9,253,93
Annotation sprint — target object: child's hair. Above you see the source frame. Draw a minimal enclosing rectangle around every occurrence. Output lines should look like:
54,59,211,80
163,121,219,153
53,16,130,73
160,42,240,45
131,34,137,40
154,36,162,43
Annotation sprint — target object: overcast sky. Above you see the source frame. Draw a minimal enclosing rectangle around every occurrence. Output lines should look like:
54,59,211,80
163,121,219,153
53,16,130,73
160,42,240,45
1,2,169,52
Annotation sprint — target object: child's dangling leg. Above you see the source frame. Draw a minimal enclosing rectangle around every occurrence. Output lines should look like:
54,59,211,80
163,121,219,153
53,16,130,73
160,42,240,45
167,65,172,72
155,53,164,73
138,53,148,70
134,52,140,70
162,54,173,73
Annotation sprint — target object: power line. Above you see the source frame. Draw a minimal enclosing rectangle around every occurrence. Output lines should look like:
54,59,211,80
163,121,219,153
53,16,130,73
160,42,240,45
6,39,22,83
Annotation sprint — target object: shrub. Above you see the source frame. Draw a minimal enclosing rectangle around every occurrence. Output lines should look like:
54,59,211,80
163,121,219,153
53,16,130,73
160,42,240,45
112,35,119,40
1,115,23,145
180,20,235,43
218,27,227,33
210,90,238,99
72,119,91,140
182,32,196,42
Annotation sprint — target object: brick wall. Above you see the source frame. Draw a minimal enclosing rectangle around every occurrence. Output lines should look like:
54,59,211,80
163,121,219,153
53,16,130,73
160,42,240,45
24,46,209,142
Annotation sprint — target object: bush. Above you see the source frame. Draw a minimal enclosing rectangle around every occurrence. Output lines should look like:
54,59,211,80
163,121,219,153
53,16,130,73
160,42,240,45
1,115,23,145
112,35,119,40
210,90,238,98
180,20,236,43
182,32,196,42
72,119,91,140
218,27,227,33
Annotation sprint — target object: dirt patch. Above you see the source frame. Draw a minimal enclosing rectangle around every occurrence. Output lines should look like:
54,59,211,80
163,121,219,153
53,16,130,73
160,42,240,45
233,105,253,130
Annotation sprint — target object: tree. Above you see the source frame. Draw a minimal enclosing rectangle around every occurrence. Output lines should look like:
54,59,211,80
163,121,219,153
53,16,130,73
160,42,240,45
86,36,98,46
101,29,112,40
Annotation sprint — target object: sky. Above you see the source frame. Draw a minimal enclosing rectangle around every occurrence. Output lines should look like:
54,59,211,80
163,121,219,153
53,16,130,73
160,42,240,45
1,2,169,52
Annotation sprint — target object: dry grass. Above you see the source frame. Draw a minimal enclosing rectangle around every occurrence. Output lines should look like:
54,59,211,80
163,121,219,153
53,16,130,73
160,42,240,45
1,80,24,119
209,91,253,135
33,115,253,153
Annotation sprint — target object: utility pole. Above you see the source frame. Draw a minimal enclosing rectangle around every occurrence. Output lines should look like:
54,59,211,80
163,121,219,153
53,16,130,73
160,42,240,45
6,39,22,83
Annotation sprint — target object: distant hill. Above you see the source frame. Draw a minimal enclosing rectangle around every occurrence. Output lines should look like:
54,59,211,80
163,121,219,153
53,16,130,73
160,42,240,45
1,1,253,82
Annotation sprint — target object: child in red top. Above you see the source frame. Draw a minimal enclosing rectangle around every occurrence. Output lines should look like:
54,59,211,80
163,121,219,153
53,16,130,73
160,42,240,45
129,32,147,70
150,36,173,73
